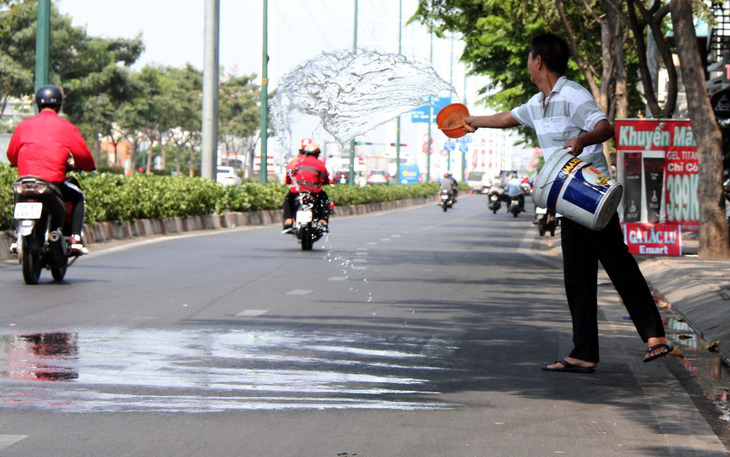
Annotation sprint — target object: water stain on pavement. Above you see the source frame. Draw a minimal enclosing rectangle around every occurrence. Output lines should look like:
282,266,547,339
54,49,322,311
0,329,457,413
665,317,730,422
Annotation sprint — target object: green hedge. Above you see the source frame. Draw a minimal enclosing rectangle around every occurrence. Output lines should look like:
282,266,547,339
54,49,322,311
0,163,440,230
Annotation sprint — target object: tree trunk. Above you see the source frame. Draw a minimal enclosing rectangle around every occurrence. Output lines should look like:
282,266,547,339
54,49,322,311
161,140,167,172
671,0,730,258
612,12,629,119
145,131,155,174
189,142,195,178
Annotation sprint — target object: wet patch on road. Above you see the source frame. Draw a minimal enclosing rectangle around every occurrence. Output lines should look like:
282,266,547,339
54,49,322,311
0,329,457,413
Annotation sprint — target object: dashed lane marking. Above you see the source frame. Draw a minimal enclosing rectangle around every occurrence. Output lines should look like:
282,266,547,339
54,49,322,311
0,435,27,451
286,289,313,295
236,309,268,317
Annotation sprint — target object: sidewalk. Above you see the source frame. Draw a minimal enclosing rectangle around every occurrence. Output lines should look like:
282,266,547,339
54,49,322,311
538,227,730,366
641,253,730,366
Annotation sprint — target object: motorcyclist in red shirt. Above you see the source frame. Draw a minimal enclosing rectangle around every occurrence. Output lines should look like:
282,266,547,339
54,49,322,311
282,139,331,233
7,85,96,254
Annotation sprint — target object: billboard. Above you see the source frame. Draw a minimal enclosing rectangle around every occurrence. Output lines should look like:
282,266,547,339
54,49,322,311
615,119,698,256
616,119,698,230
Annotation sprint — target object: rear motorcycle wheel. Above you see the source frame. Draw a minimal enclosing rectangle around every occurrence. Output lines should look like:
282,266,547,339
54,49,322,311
301,224,313,251
51,258,68,282
21,236,42,285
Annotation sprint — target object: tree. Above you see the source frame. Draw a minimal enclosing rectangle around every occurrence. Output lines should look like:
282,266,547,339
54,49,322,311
218,71,263,177
0,0,34,115
412,0,643,144
671,0,729,258
0,0,143,162
163,65,203,175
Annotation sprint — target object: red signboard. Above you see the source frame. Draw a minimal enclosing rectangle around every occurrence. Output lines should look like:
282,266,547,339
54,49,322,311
615,119,698,231
621,222,682,256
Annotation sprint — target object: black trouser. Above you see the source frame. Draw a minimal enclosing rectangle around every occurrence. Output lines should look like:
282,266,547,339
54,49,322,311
282,190,330,223
59,181,85,236
560,213,665,363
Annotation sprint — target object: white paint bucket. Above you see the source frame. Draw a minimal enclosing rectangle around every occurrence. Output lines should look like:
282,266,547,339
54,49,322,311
533,149,623,231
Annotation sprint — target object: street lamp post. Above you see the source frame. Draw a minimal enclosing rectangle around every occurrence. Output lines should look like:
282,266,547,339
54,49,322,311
260,0,269,183
34,0,51,98
348,0,359,187
201,0,220,180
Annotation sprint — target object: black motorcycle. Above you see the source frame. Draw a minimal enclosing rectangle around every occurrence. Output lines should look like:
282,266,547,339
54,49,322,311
289,192,332,250
11,176,83,284
535,206,557,236
488,190,502,214
509,195,522,218
439,189,455,212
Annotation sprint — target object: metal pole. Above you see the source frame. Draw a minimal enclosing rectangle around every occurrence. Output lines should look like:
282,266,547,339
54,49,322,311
395,0,402,185
201,0,220,180
462,70,467,181
427,21,433,182
447,33,454,174
34,0,51,96
260,0,269,183
348,0,358,186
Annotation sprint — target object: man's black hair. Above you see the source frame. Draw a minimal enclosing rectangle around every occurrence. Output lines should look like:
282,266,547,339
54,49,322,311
531,33,569,75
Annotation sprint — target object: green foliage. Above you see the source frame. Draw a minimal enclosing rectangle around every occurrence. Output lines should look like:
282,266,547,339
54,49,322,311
0,164,18,230
328,183,439,206
0,165,438,231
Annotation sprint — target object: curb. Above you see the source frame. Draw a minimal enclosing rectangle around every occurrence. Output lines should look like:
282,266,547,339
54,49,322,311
1,195,437,262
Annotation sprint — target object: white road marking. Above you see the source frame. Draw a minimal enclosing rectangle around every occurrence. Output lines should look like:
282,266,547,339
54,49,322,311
0,435,27,450
286,289,313,295
236,309,268,317
327,276,347,281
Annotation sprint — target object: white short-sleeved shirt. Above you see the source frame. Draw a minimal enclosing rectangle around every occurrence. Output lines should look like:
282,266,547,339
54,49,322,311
511,76,609,173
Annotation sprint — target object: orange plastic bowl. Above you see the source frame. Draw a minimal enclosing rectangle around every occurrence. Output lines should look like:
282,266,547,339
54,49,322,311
436,103,470,138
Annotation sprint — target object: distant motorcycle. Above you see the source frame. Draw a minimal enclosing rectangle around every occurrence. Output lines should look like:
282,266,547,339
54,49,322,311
535,206,557,236
289,191,332,250
439,189,455,212
521,182,532,196
509,195,522,218
488,190,502,214
11,176,83,284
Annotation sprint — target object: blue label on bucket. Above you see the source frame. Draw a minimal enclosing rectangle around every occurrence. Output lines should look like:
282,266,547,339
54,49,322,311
546,172,567,210
562,168,611,214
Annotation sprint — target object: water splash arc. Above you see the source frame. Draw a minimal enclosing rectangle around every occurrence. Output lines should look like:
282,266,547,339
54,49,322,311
271,49,456,151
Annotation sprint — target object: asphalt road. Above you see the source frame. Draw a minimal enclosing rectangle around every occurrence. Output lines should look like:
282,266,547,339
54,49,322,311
0,195,726,456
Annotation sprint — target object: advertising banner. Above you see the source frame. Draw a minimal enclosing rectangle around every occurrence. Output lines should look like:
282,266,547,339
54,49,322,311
615,119,698,231
615,119,697,257
622,222,682,256
622,152,642,222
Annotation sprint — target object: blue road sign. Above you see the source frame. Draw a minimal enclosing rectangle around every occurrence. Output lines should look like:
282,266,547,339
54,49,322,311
411,96,451,123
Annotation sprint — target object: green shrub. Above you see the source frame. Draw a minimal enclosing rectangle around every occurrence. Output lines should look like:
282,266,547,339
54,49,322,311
0,164,438,231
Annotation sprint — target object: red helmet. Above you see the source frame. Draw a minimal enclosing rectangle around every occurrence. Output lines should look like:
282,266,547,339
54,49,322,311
299,138,313,152
300,138,321,156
